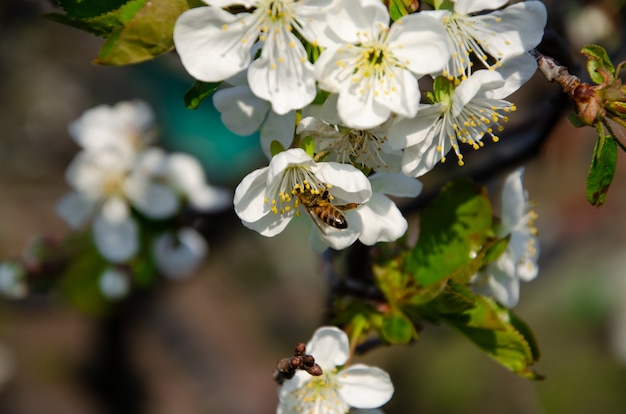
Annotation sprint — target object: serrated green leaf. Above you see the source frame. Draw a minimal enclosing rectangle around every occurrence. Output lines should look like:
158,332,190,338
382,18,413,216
95,0,190,65
419,279,477,316
442,296,542,380
184,80,221,109
58,0,131,19
407,178,492,286
381,310,415,344
582,44,615,85
587,131,617,206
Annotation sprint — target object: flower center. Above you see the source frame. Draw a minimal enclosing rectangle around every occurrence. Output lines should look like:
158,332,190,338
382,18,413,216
436,97,516,166
333,128,389,168
264,166,326,217
100,170,127,198
289,371,349,414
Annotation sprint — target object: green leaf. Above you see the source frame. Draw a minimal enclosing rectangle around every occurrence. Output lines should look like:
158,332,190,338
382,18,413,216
270,140,286,156
301,135,315,158
442,296,543,380
587,130,618,206
44,12,117,37
388,0,409,21
481,236,510,266
407,178,492,287
58,0,132,19
567,113,586,128
59,246,110,316
581,44,615,85
433,76,454,105
381,310,415,344
423,279,477,315
94,0,190,65
184,80,221,109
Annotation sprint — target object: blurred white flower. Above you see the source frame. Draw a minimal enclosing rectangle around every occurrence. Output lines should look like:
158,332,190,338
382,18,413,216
57,101,230,264
234,148,371,249
278,326,394,414
472,167,539,308
314,0,450,129
153,227,208,280
0,261,27,299
68,100,155,156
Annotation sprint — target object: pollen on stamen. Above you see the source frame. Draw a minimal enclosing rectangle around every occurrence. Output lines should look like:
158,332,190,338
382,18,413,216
222,24,229,30
492,136,500,142
271,63,277,69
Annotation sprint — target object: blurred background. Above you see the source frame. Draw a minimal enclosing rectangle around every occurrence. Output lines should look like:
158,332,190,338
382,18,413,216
1,0,626,413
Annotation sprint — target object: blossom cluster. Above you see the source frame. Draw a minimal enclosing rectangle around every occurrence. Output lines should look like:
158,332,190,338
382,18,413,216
174,0,547,250
55,101,230,297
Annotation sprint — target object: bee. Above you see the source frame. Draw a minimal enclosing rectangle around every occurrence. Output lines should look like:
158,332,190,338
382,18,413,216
295,186,360,233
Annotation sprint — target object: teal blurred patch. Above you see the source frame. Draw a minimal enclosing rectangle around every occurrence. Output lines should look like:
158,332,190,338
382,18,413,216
131,58,266,186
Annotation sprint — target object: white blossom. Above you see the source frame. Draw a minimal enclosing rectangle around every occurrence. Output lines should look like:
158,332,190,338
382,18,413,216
297,114,402,173
314,0,450,129
68,100,155,156
388,55,536,177
278,326,394,414
174,0,336,114
472,167,539,308
423,0,547,80
57,101,229,264
233,148,371,248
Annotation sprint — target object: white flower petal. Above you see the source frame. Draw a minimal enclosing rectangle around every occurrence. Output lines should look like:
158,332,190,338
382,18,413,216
99,267,130,300
314,163,372,203
212,83,269,135
234,167,271,223
454,0,508,15
93,213,138,263
153,227,208,280
306,326,350,369
368,173,422,198
452,70,504,117
174,7,253,82
338,364,394,409
387,104,446,150
486,53,538,99
311,223,361,252
501,168,526,229
325,0,389,44
55,192,96,229
474,1,547,62
260,110,296,159
126,181,180,219
101,196,130,222
355,194,407,245
391,12,450,76
248,32,317,114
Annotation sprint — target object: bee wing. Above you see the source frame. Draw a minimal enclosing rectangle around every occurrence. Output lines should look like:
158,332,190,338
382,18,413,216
302,206,328,235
